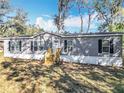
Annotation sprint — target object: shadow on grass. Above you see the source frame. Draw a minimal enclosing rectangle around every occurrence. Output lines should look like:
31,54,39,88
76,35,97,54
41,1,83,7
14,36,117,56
1,61,124,93
51,65,100,93
61,63,124,93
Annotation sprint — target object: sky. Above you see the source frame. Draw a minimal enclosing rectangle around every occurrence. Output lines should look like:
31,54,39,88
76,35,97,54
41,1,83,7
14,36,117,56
9,0,100,32
10,0,58,23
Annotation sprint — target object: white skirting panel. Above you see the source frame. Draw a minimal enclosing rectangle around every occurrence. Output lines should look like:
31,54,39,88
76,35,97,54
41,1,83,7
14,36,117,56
4,53,123,67
4,53,44,60
60,55,123,67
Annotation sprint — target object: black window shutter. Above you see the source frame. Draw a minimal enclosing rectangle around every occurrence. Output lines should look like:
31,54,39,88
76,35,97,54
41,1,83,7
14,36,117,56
31,41,33,51
8,41,11,51
19,41,22,51
98,39,102,53
34,41,38,51
110,39,114,54
64,40,67,52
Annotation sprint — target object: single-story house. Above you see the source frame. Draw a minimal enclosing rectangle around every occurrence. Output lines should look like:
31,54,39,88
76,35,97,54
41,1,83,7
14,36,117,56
3,32,124,66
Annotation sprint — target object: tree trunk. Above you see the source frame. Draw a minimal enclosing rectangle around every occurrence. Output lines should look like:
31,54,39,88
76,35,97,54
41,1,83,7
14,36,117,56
78,6,83,33
80,14,83,33
87,14,91,33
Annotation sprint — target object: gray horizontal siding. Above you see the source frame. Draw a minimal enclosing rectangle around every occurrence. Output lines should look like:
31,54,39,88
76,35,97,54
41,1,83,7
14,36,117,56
61,36,122,57
4,33,122,58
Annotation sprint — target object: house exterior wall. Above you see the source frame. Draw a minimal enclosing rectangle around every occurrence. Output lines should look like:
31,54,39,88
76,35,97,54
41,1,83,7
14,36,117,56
61,36,122,57
59,36,123,67
4,33,123,67
4,33,60,60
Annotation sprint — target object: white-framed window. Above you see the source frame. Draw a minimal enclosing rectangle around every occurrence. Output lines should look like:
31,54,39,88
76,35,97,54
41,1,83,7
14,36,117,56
64,40,73,53
38,41,44,51
102,40,110,52
31,40,44,52
31,41,38,52
98,39,114,54
9,41,14,52
68,40,73,51
8,40,22,53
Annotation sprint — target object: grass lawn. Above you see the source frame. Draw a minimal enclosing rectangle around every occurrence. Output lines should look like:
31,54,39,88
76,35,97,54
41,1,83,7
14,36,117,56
0,51,124,93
